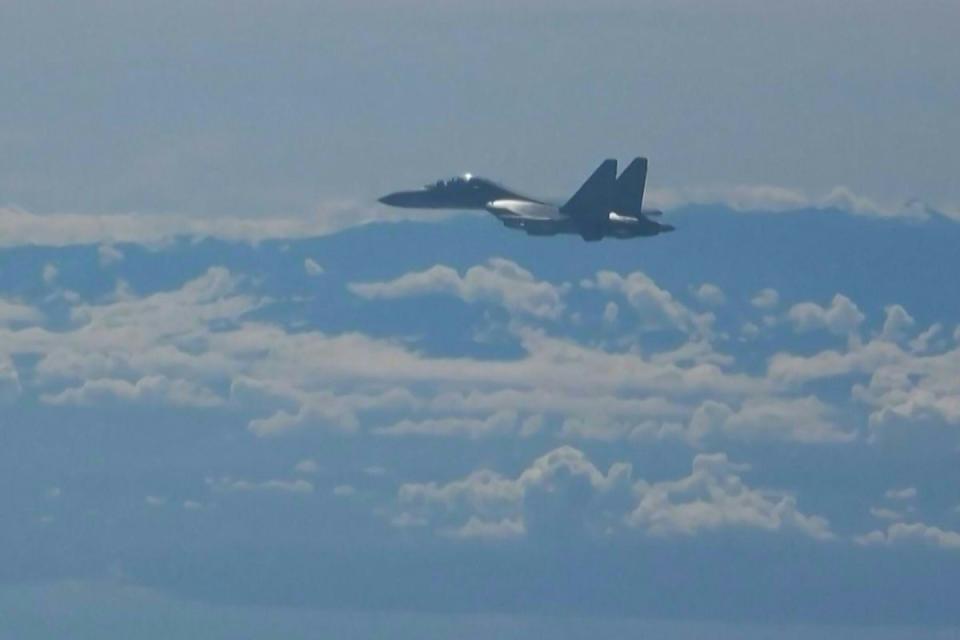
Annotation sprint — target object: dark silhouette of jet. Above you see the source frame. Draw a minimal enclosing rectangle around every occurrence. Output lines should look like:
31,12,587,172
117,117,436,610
378,157,673,242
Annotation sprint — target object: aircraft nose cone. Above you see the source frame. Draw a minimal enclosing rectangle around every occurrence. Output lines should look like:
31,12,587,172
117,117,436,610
378,193,401,206
378,191,423,207
660,224,676,233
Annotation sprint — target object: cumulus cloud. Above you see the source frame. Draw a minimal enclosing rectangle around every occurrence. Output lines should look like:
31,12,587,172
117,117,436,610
0,203,455,248
602,301,619,326
41,375,223,408
376,410,520,439
787,294,865,336
42,263,58,285
207,476,314,494
583,270,712,336
294,459,320,474
0,299,43,327
751,288,780,310
628,453,833,540
97,244,124,267
855,522,960,550
693,283,726,307
686,396,854,444
880,305,915,343
396,445,632,539
304,258,324,276
645,184,934,221
396,447,832,542
885,487,917,501
349,258,566,319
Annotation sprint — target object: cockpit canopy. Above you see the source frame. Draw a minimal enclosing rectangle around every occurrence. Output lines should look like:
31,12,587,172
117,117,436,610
425,174,479,190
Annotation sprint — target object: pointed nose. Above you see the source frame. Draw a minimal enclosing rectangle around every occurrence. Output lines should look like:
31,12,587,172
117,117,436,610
660,224,675,233
378,191,424,207
378,193,402,206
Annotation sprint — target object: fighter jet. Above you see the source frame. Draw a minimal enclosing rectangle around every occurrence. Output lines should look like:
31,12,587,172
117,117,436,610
378,157,673,242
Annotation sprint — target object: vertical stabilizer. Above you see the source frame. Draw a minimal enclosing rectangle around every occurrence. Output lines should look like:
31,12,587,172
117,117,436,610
614,157,647,216
560,159,617,216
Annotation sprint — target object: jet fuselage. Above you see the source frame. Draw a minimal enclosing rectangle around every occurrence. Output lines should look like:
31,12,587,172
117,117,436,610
378,176,537,210
486,199,672,241
378,158,672,242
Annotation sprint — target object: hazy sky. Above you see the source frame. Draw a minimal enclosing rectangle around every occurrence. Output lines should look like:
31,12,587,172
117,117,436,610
1,0,958,215
3,3,960,638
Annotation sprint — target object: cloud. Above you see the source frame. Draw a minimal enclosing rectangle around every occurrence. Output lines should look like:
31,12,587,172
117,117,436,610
693,283,726,307
293,459,320,474
855,522,960,550
349,258,566,319
396,447,832,543
646,184,936,221
304,258,324,276
628,453,833,540
885,487,917,501
0,203,455,248
207,476,314,494
97,243,124,267
751,288,780,310
787,294,865,336
687,396,854,444
397,445,632,539
0,298,43,327
376,410,520,439
40,375,223,408
602,301,619,326
450,516,525,540
42,263,58,285
583,270,712,336
880,305,916,343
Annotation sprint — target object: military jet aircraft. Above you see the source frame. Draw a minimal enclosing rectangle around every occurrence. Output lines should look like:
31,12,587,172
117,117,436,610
378,157,673,242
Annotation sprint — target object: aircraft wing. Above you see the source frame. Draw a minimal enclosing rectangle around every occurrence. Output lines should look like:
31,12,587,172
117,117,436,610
559,159,617,221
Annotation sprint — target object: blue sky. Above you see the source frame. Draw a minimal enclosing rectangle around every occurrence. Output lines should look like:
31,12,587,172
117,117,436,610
2,2,960,638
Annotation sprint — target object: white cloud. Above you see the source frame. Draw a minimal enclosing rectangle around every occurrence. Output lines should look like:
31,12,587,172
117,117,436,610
602,301,619,326
693,283,725,307
909,324,942,354
628,453,833,540
397,445,632,539
646,184,933,221
40,375,223,408
870,506,903,521
42,263,58,285
751,288,780,310
0,352,23,402
584,270,712,336
880,305,915,343
293,459,320,474
333,484,356,497
787,294,865,336
376,410,520,439
397,447,832,543
0,299,44,327
97,243,124,267
686,396,854,444
0,203,454,248
207,476,314,494
449,516,525,540
304,258,324,276
855,522,960,550
885,487,917,501
349,258,566,319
